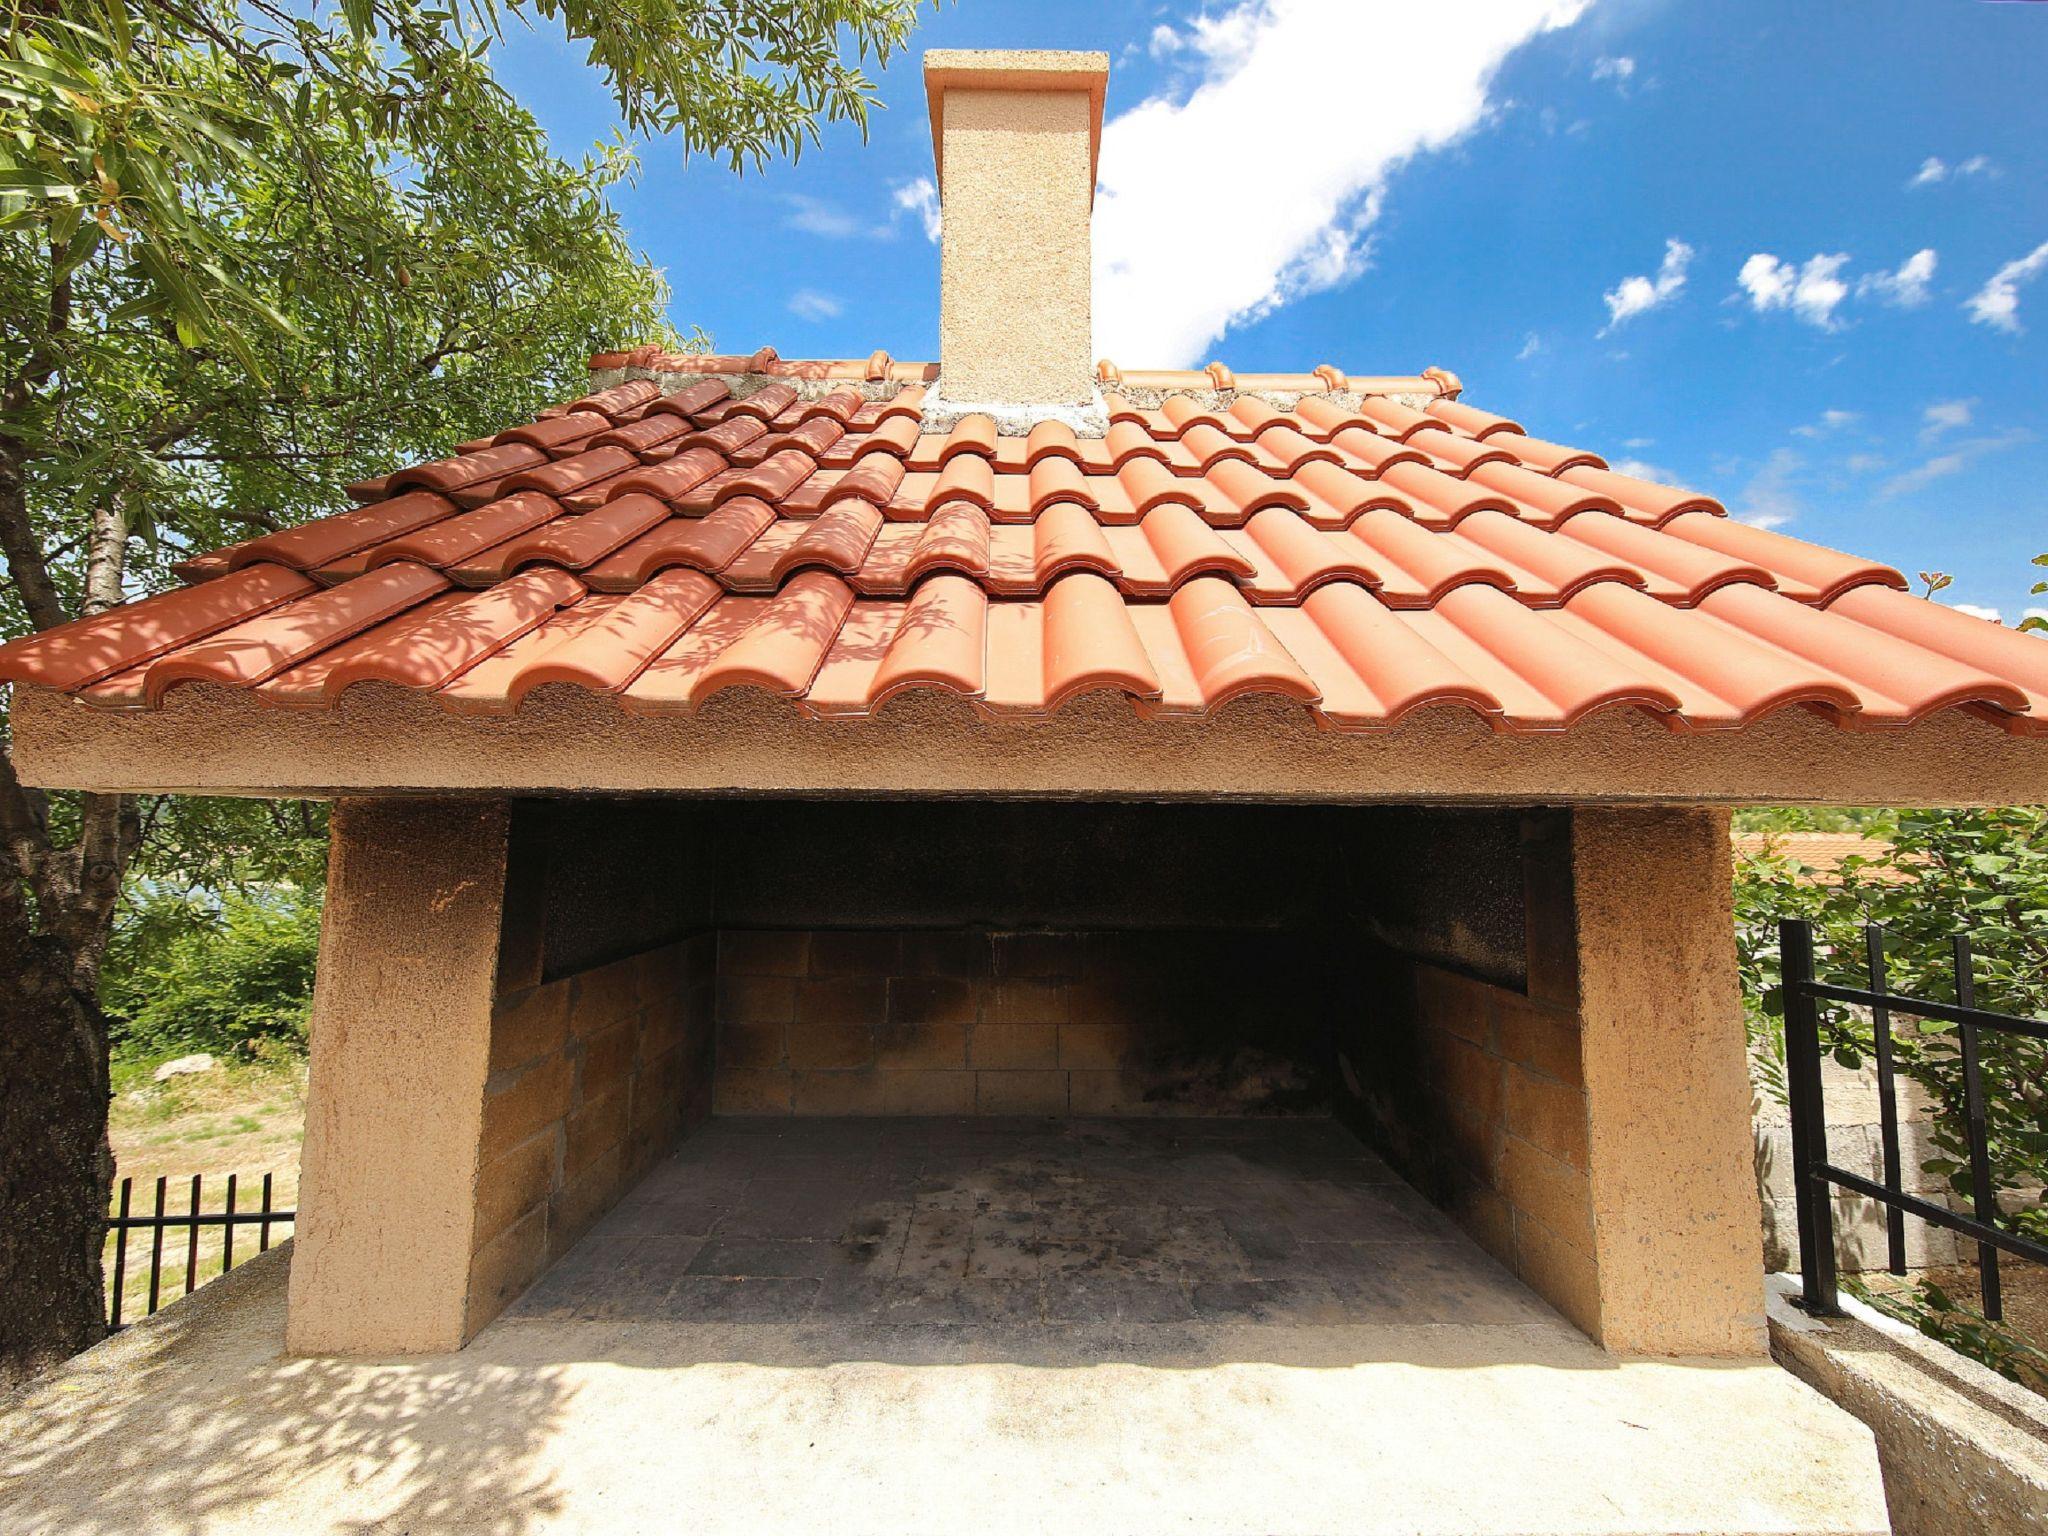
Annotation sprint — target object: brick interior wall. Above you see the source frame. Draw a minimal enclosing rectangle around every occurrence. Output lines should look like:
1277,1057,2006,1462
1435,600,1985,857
1346,960,1598,1335
465,932,716,1332
1336,813,1603,1336
711,927,1334,1118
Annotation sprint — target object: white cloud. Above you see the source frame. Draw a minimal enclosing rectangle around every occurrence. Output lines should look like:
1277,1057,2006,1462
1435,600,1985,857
1735,254,1793,309
1793,408,1858,438
1516,331,1542,360
1882,452,1967,500
1590,55,1634,88
781,194,869,239
1908,154,1996,188
1951,603,2003,624
1966,240,2048,333
786,288,844,322
1601,238,1693,333
891,177,940,243
1147,23,1182,60
1178,9,1266,75
1734,447,1803,529
1737,252,1850,329
1092,0,1590,365
1857,248,1937,307
1608,456,1677,483
1921,398,1974,438
1879,426,2029,499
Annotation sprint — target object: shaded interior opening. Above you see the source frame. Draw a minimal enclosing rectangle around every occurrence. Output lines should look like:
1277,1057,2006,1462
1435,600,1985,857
477,798,1594,1338
510,798,1541,1122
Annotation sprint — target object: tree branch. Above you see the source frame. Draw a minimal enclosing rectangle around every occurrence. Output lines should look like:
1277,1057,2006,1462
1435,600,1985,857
0,240,75,633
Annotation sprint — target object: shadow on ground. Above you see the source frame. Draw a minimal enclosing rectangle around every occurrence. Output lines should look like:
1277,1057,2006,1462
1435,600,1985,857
0,1118,1893,1536
0,1245,571,1536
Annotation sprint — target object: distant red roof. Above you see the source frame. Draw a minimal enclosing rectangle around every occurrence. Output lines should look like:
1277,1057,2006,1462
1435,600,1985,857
1731,831,1903,882
3,354,2046,735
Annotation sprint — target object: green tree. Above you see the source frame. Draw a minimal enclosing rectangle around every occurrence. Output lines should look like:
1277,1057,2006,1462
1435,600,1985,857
103,882,325,1059
0,0,926,1383
1735,808,2048,1235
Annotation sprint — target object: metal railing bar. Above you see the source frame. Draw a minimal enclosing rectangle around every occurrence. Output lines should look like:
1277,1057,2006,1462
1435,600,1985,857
147,1177,166,1317
109,1178,132,1332
1780,918,2040,1326
1865,926,1909,1276
103,1173,296,1333
1794,981,2048,1041
1819,1165,2048,1267
106,1209,297,1231
1781,919,1841,1314
1954,935,2005,1322
184,1175,202,1296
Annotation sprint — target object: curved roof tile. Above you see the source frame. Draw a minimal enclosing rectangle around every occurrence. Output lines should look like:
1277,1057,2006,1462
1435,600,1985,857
3,363,2040,740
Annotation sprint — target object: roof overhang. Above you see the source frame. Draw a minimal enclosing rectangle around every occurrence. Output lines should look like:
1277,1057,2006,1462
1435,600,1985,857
12,683,2047,808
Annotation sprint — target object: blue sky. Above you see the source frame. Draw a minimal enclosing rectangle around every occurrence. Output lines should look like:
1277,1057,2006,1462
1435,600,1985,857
491,0,2048,623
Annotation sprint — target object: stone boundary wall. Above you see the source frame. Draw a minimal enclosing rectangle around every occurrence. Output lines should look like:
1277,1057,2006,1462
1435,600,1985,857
465,933,716,1334
1767,1273,2048,1536
709,927,1330,1118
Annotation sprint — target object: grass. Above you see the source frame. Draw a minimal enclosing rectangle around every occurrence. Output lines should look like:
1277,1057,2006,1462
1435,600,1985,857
105,1045,306,1325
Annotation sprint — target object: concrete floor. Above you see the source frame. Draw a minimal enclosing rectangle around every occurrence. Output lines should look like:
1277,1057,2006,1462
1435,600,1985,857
0,1117,1891,1536
510,1117,1559,1331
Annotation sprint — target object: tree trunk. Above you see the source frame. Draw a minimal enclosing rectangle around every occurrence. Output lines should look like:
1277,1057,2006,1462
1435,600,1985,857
0,885,113,1388
0,377,125,1385
83,495,128,615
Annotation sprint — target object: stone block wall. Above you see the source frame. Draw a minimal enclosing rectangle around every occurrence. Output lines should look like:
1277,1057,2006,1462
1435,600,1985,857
711,927,1332,1118
465,932,716,1333
1334,812,1613,1337
1754,1054,1963,1272
1342,957,1602,1337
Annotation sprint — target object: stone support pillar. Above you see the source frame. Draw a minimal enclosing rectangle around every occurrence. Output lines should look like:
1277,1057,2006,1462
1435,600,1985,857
285,799,512,1355
1572,806,1767,1356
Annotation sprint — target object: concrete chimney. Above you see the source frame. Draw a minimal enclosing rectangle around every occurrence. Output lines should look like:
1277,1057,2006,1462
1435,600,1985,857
922,49,1109,434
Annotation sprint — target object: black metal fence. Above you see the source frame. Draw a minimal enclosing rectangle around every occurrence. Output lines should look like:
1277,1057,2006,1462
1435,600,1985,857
105,1172,295,1331
1780,918,2048,1321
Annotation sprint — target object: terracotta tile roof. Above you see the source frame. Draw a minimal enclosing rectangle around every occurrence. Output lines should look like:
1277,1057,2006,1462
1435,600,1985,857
5,357,2047,736
1730,832,1905,883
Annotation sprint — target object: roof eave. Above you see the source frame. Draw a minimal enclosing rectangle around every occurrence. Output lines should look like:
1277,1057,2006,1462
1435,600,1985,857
11,681,2046,808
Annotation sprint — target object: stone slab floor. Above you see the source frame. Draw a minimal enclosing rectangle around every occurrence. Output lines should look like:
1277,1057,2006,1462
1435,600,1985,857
0,1116,1890,1536
512,1117,1561,1330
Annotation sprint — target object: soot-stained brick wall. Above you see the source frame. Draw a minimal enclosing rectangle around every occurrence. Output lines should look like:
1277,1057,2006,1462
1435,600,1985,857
505,797,1542,1123
1329,811,1599,1332
515,798,1533,990
712,926,1337,1117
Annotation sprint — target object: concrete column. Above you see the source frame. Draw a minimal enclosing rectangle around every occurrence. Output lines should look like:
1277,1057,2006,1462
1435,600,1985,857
285,798,512,1356
1572,807,1767,1356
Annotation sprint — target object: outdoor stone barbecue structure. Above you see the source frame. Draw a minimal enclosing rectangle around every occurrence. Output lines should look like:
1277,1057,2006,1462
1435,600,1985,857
5,49,2047,1376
